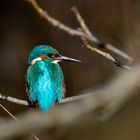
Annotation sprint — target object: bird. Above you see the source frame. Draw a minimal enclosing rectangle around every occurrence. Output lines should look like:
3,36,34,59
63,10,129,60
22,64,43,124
25,45,81,111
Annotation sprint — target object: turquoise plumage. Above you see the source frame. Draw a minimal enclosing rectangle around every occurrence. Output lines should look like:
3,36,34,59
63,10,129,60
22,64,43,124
26,45,80,111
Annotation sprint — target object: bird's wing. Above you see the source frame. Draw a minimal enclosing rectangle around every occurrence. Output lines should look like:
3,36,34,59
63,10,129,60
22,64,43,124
25,75,30,97
25,75,39,107
62,80,66,97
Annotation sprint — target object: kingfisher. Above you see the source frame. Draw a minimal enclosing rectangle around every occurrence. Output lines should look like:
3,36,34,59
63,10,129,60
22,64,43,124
25,45,81,111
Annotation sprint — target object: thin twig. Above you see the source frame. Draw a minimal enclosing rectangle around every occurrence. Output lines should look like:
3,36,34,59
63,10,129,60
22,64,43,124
71,6,95,40
27,0,133,62
0,104,19,122
82,37,131,70
0,104,39,140
27,0,85,37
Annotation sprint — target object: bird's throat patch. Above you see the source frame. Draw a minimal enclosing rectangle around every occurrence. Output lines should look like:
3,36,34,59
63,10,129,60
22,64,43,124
31,56,48,65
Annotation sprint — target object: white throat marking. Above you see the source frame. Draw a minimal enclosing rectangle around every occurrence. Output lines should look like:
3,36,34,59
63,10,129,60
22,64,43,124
31,57,42,65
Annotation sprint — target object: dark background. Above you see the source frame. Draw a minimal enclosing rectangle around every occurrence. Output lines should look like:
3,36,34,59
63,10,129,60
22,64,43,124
1,1,140,140
0,0,139,116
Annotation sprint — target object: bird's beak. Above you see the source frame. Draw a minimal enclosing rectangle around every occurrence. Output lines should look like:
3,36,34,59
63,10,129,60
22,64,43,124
51,55,81,64
60,55,81,63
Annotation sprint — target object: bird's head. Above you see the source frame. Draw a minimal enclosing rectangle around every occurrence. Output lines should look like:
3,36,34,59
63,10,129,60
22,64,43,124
28,45,81,65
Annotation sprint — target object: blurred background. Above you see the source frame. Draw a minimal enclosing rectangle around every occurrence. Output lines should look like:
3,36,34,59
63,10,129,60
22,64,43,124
0,0,140,139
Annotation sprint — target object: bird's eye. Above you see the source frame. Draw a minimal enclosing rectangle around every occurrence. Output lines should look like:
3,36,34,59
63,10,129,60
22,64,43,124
47,53,59,58
47,53,53,57
54,54,59,57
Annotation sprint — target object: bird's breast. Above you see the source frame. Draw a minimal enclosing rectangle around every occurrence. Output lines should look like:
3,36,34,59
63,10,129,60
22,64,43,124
26,61,64,111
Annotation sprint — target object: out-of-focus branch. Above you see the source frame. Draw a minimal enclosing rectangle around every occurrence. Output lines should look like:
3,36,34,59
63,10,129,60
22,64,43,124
0,63,140,139
82,37,131,70
27,0,133,62
0,104,39,140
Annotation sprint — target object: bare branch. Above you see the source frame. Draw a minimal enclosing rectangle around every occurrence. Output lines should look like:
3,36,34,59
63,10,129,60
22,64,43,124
27,0,133,62
0,104,19,122
82,37,131,70
105,43,133,62
0,93,88,107
71,6,133,62
0,94,28,106
27,0,85,37
71,6,94,40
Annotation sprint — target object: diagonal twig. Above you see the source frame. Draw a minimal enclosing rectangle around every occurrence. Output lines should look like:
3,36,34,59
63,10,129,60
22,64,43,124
71,6,133,62
0,104,39,140
71,6,95,42
82,37,131,70
27,0,85,37
71,6,98,42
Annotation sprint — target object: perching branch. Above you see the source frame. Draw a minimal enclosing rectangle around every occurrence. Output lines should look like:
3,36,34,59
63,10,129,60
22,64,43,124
27,0,133,62
0,94,28,106
82,37,131,70
0,92,88,107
